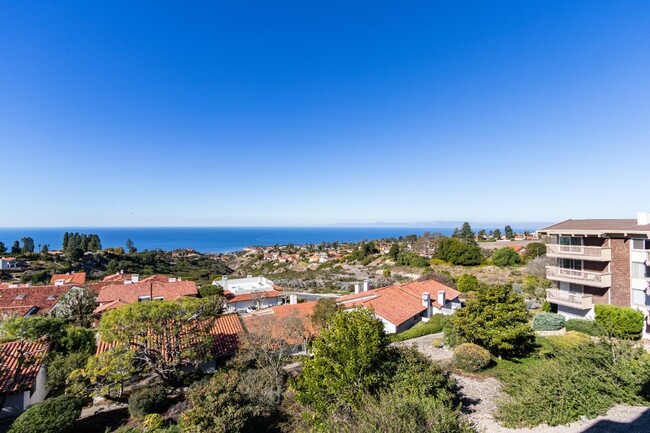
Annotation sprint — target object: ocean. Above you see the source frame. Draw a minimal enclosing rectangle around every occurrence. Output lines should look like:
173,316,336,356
0,227,537,254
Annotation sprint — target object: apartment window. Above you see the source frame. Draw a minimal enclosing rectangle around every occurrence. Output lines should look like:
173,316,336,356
632,239,650,250
559,236,582,246
632,262,650,279
558,258,582,270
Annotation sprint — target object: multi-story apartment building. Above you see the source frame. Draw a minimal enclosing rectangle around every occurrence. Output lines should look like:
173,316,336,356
537,212,650,338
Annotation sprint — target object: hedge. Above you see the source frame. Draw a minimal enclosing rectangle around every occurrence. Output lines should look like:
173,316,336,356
532,313,565,331
9,395,82,433
594,305,645,340
564,319,602,337
390,314,448,342
128,384,168,420
453,343,491,372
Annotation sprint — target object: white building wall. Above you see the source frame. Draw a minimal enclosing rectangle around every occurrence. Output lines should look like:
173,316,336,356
557,304,595,320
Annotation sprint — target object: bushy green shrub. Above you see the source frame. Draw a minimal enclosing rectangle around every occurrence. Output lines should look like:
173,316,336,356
564,319,602,336
143,413,165,431
496,340,650,427
456,274,479,293
537,331,591,356
129,384,168,420
532,312,565,331
491,247,521,267
453,343,491,372
594,305,645,340
8,395,82,433
390,314,448,342
198,284,223,298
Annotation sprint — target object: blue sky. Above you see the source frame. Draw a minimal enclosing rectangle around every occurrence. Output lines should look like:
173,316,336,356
1,1,649,227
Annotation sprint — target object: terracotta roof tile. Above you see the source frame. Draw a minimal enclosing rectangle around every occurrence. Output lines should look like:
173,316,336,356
95,280,198,313
0,338,49,394
50,272,86,285
0,285,71,317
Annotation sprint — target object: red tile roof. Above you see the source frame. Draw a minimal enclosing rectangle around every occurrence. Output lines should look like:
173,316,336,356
95,280,198,313
0,338,49,394
242,301,319,343
96,314,243,359
337,280,460,326
0,285,72,317
50,272,86,285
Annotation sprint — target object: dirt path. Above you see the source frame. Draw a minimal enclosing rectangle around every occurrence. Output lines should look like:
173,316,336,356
398,334,650,433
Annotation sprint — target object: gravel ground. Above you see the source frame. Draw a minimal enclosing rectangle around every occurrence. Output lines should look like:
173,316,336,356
398,334,650,433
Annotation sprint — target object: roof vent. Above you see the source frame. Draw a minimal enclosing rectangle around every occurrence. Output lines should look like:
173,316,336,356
47,295,57,300
15,294,26,299
637,212,650,226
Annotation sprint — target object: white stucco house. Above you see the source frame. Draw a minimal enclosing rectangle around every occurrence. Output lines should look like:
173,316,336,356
213,275,285,312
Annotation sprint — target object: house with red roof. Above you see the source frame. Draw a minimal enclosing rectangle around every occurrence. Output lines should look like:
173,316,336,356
0,338,50,419
50,272,86,286
337,280,462,334
93,278,198,315
0,284,75,320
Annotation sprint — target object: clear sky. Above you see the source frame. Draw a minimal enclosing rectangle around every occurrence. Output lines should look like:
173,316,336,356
1,1,649,227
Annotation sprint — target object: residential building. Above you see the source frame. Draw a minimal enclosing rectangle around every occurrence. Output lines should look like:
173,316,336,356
0,338,50,419
96,314,243,370
0,284,73,320
0,258,20,270
50,272,86,286
94,278,198,315
213,276,284,312
537,212,650,338
336,280,462,334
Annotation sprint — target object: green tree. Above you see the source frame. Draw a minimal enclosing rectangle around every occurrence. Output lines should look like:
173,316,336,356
437,238,482,266
20,237,35,254
492,247,521,267
452,222,476,245
68,346,137,399
492,229,502,240
41,244,49,255
524,242,546,260
98,298,220,384
11,240,20,254
504,225,514,240
452,284,534,357
0,241,6,254
295,308,389,418
126,238,137,254
388,243,400,260
477,229,487,240
456,274,479,293
311,298,341,328
52,287,98,326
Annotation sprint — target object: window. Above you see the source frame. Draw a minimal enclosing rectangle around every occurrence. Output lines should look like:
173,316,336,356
558,258,583,270
632,239,650,250
138,296,151,302
632,262,650,279
560,236,583,246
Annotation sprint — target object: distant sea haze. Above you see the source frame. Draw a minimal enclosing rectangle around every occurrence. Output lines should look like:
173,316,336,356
0,227,539,254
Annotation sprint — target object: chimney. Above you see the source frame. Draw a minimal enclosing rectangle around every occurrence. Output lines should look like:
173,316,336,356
637,212,650,226
258,276,263,284
120,269,124,275
354,283,361,294
363,280,369,292
222,275,228,290
438,290,446,308
168,277,177,283
247,274,253,279
421,292,431,318
290,294,298,305
132,274,140,283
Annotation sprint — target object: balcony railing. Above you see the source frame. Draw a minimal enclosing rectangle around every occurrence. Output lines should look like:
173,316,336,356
546,244,611,261
546,289,593,310
545,266,612,288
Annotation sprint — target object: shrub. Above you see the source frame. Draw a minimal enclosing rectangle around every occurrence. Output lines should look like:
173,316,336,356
390,314,448,342
8,395,82,433
453,343,491,372
496,340,650,427
564,319,602,336
491,247,521,267
129,384,168,420
537,331,591,356
594,305,645,340
456,274,479,293
532,312,565,331
143,413,165,431
198,284,223,298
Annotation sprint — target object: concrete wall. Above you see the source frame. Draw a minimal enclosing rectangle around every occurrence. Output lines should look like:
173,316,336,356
558,304,595,320
230,298,281,311
0,366,48,420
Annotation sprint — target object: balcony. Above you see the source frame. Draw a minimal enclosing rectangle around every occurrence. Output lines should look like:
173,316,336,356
546,244,611,261
545,266,612,288
546,289,594,310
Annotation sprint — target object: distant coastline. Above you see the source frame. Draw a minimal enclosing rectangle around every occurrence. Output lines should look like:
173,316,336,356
0,226,542,254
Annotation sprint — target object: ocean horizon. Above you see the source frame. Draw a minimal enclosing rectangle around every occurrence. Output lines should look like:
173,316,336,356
0,226,540,254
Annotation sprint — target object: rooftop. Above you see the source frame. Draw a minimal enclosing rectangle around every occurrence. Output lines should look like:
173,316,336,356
50,272,86,286
0,338,50,394
0,285,72,318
